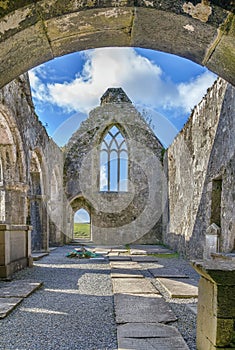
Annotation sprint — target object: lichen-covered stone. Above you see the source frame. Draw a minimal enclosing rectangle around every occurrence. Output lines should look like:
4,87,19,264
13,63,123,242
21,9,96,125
0,1,234,88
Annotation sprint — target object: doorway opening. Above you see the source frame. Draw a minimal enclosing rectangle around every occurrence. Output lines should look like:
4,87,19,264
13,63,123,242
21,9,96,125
210,178,222,228
73,208,91,240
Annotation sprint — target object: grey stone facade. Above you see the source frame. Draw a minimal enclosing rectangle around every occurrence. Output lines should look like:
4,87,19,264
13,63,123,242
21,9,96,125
64,88,164,245
164,78,235,259
0,74,72,277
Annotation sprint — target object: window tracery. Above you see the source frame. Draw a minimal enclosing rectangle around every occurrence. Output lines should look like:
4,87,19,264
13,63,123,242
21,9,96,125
100,125,128,192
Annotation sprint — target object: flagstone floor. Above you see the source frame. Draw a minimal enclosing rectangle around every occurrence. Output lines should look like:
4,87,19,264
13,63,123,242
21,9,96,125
0,245,200,350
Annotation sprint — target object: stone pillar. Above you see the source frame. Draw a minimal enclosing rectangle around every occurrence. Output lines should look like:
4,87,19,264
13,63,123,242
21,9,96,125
192,260,235,350
30,194,49,252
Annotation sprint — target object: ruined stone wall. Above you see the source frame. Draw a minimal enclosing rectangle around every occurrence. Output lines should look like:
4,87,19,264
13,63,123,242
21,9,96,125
164,78,235,258
0,74,72,251
64,89,164,245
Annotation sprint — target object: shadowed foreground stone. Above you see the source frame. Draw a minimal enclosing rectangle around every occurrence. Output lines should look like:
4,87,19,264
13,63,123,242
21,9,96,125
157,278,198,298
186,304,198,315
109,256,132,261
114,293,177,324
118,336,189,350
32,252,49,261
0,281,42,298
149,267,188,278
111,269,144,278
131,256,159,262
0,297,23,319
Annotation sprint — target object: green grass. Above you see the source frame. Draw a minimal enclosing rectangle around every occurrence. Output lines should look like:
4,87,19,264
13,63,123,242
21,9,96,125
74,223,90,238
148,252,179,259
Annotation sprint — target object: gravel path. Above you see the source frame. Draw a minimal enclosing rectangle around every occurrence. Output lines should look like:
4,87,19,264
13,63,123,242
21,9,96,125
0,246,117,350
0,246,200,350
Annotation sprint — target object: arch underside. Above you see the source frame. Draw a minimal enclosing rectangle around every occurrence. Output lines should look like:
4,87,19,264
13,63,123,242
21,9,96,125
0,1,234,89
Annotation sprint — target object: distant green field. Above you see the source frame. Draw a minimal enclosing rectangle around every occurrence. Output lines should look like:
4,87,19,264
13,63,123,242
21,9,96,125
74,223,90,238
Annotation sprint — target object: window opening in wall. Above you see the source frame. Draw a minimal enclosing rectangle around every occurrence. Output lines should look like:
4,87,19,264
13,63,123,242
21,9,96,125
73,208,91,240
210,179,222,227
100,125,128,192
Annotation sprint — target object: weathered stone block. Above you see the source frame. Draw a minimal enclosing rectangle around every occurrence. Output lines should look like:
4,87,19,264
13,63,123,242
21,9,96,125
46,8,133,56
193,260,235,349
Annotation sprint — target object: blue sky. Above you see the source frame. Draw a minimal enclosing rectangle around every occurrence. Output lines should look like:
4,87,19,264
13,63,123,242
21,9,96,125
29,47,217,147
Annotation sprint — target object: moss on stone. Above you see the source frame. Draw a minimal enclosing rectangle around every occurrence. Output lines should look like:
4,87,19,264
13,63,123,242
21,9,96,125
0,1,10,10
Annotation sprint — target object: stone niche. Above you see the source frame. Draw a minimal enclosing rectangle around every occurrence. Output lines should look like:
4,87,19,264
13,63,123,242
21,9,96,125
64,88,164,245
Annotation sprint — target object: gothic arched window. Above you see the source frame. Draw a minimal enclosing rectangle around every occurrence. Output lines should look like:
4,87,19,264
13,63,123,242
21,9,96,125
100,125,128,192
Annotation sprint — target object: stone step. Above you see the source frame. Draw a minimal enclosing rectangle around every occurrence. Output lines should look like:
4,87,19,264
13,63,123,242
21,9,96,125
157,278,198,298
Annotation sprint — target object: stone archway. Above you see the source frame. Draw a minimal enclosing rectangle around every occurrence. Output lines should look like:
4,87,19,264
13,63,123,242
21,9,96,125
0,1,234,89
70,196,92,241
74,208,91,240
0,108,27,224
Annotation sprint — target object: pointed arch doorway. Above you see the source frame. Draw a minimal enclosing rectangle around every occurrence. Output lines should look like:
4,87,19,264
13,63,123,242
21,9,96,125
73,208,91,241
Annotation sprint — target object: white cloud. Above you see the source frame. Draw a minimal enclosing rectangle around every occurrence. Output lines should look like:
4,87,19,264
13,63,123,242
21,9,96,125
29,47,216,118
28,69,51,104
74,209,90,223
176,71,217,112
100,165,108,191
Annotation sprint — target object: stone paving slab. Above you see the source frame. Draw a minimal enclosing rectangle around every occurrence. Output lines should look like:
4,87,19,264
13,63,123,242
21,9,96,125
149,267,188,278
117,322,186,338
110,262,140,269
130,249,148,255
130,245,174,255
111,249,129,253
109,256,132,261
114,293,177,324
111,269,144,278
157,278,198,298
32,252,49,261
186,303,197,315
131,256,159,262
0,297,23,319
112,278,157,294
0,281,42,298
118,336,189,350
94,248,111,254
108,252,120,256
